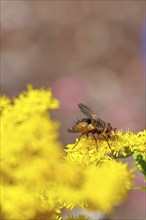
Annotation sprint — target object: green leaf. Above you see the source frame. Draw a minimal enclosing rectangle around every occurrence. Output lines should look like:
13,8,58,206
133,186,146,191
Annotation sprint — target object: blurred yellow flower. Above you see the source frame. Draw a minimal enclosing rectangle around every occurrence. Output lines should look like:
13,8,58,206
82,161,133,213
1,86,139,220
1,86,62,219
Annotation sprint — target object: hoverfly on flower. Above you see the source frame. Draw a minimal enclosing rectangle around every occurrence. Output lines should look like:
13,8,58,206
67,103,116,148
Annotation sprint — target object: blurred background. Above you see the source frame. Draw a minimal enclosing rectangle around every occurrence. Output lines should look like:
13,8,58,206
1,1,145,219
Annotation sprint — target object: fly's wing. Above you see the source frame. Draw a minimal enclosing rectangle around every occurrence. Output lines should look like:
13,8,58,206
78,103,98,121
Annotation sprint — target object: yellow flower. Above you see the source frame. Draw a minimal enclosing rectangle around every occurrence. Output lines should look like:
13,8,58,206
66,130,146,166
82,160,133,213
1,86,62,219
113,130,146,157
39,159,133,215
1,86,137,219
0,95,11,111
66,136,111,166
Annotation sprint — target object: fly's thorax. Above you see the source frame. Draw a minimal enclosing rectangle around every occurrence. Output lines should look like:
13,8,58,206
94,118,106,128
80,118,92,124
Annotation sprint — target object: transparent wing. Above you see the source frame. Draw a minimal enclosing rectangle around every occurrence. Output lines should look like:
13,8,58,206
78,103,98,120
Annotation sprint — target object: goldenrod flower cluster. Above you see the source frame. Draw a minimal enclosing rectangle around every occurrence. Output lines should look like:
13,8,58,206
1,86,145,220
66,130,146,165
1,86,63,219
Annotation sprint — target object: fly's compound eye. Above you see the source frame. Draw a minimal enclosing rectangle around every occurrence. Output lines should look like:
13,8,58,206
107,123,112,131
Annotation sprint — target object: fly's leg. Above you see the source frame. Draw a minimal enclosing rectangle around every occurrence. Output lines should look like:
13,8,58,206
103,135,111,149
92,131,98,147
73,133,86,148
